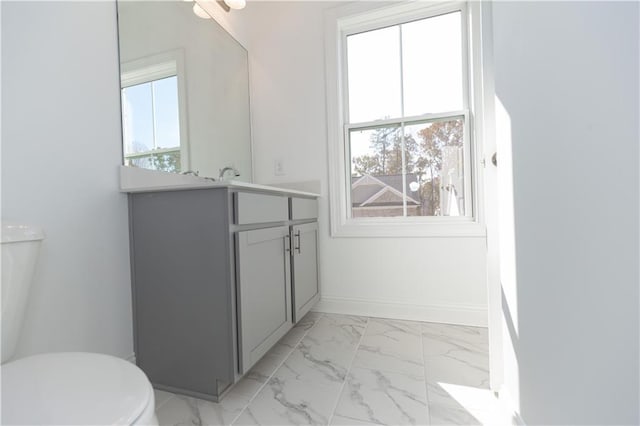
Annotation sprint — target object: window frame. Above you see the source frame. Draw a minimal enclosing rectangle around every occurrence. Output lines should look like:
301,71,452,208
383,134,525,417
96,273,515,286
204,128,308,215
325,1,487,237
120,49,190,172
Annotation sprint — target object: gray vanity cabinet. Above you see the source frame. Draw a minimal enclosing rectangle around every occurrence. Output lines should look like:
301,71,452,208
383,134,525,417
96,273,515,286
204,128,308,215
289,197,320,323
128,189,237,401
291,222,319,322
236,226,292,374
128,187,318,402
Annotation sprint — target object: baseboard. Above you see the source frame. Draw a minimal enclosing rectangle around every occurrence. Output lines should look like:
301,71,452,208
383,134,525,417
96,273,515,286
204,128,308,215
312,296,488,327
125,352,136,363
497,385,526,425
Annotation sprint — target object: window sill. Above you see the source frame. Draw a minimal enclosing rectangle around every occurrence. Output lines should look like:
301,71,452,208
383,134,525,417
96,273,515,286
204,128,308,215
330,219,486,238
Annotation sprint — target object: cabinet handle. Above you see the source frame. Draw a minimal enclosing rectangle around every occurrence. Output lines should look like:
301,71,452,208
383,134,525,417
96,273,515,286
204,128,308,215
295,230,301,254
284,234,291,252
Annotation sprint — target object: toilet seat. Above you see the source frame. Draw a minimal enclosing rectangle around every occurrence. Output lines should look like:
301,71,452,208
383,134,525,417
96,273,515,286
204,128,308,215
1,352,157,425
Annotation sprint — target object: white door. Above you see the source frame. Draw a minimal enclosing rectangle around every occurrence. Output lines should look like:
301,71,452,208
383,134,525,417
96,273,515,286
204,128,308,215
475,0,503,391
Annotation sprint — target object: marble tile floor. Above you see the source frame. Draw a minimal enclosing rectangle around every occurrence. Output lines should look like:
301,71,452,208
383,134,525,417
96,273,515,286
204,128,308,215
155,312,507,425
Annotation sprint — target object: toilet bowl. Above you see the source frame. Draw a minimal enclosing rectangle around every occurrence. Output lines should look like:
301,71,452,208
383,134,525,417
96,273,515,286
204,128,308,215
2,352,158,425
1,223,159,425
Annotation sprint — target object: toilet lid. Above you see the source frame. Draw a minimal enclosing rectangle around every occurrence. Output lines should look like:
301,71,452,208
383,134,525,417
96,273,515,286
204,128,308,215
2,352,152,425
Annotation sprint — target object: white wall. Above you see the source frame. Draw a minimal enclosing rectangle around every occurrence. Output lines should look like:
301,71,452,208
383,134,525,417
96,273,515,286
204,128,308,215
1,2,134,359
492,2,639,423
243,1,488,325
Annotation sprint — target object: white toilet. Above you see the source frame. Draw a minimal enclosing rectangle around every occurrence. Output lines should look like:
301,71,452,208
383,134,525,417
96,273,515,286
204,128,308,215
1,223,159,425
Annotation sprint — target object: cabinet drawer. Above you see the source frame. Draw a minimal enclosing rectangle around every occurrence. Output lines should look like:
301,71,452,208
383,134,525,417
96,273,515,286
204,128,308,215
291,197,318,220
235,192,288,225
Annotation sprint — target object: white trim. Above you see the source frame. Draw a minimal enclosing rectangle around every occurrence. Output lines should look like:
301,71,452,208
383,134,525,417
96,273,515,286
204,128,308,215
312,296,488,327
325,1,484,238
339,1,467,39
121,61,176,88
332,218,485,238
470,0,504,393
124,146,180,160
497,385,526,425
353,205,415,212
346,110,468,131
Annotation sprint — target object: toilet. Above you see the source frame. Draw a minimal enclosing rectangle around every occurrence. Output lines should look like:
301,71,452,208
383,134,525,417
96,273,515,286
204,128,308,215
1,223,159,425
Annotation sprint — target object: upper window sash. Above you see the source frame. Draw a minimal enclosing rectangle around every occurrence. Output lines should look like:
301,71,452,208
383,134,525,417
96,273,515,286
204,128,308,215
340,2,470,126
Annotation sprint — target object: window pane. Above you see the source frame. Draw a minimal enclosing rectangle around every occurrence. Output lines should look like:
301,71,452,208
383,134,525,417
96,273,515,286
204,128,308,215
402,11,463,116
404,118,465,216
121,82,154,155
152,76,181,149
347,26,402,123
350,125,412,218
125,151,181,173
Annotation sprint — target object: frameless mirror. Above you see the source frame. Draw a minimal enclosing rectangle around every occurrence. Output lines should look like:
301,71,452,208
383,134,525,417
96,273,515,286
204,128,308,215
116,0,252,181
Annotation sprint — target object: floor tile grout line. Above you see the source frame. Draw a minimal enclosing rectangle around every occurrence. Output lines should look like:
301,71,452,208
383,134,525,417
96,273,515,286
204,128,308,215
420,322,432,425
154,391,175,411
155,317,491,425
326,315,371,426
228,312,326,425
346,322,425,379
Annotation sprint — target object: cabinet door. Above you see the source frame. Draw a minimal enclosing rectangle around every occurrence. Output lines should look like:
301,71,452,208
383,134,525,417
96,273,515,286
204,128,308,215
236,226,292,373
291,222,320,323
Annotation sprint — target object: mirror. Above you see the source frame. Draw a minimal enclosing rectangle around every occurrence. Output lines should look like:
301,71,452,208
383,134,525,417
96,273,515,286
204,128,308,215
116,0,252,181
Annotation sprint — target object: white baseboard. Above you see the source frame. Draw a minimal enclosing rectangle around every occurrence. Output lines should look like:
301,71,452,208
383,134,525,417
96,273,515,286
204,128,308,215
312,296,488,327
497,385,525,425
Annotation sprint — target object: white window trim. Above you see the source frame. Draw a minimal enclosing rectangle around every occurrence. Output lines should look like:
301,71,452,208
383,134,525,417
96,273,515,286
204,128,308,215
120,49,190,172
324,1,488,238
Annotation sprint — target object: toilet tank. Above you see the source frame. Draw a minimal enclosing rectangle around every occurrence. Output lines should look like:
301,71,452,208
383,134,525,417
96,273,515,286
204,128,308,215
1,223,44,363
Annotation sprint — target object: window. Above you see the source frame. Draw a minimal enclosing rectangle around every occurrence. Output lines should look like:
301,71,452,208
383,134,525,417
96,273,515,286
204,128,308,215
326,2,485,237
120,51,189,173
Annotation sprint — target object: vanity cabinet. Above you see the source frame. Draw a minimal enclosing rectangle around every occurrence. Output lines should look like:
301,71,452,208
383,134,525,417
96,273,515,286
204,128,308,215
289,198,320,323
128,189,237,401
234,192,292,374
128,187,318,402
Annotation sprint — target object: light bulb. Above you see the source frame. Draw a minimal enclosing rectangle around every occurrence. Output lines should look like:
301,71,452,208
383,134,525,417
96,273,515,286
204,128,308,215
193,3,212,19
224,0,246,10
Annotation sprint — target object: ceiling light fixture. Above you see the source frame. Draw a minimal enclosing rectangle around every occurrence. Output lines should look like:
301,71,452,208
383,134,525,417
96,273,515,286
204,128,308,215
224,0,246,10
192,3,212,19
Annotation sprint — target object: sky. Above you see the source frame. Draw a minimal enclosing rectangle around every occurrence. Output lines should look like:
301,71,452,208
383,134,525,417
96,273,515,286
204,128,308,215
121,76,181,155
346,10,464,164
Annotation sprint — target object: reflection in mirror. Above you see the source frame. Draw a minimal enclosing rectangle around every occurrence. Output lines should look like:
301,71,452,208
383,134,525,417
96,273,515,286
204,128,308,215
116,0,252,181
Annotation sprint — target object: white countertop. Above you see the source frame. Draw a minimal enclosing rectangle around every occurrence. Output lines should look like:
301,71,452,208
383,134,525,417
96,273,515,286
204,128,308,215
119,166,320,198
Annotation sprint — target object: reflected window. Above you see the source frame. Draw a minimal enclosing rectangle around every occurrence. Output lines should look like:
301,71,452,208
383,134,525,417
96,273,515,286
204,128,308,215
120,53,188,173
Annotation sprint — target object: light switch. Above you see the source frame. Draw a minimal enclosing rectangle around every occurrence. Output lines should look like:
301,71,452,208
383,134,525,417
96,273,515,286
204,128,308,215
274,159,285,176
